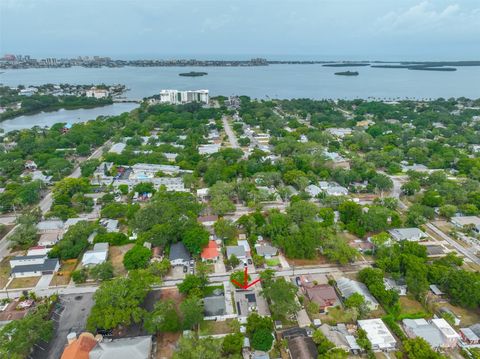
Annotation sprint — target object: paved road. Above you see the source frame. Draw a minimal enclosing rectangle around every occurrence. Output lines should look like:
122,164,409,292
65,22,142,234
222,116,240,149
384,173,408,210
426,222,480,265
0,260,371,299
0,141,110,262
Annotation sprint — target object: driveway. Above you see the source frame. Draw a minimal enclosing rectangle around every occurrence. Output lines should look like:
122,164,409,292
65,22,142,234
36,274,54,289
278,254,290,269
214,252,227,274
32,293,94,359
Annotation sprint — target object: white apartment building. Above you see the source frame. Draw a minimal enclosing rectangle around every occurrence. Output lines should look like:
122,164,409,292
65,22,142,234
159,89,209,105
86,87,109,99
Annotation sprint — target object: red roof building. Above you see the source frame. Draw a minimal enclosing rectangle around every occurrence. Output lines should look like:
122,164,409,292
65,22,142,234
201,240,219,261
61,332,97,359
304,284,341,313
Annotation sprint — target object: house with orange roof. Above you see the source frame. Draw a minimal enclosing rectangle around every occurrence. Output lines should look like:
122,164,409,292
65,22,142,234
201,240,219,262
61,332,97,359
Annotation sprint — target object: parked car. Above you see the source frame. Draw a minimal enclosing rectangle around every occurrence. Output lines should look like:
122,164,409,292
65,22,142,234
247,258,253,265
183,266,188,273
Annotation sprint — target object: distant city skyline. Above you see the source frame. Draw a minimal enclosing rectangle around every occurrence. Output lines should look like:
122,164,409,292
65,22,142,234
1,0,480,60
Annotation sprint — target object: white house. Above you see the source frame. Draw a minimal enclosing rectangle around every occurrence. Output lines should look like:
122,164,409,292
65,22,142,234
86,87,109,99
27,246,50,256
21,170,52,184
24,160,37,171
325,128,352,138
451,216,480,232
305,185,322,197
199,144,221,155
389,228,427,242
82,243,109,266
37,220,64,233
198,215,218,228
99,219,119,233
325,185,348,196
431,318,460,348
108,142,126,154
358,319,397,352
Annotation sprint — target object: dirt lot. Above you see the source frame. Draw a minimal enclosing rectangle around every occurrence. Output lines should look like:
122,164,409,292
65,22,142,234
157,332,181,359
155,288,185,359
287,255,329,266
8,276,40,289
110,243,134,276
0,300,31,321
50,259,78,286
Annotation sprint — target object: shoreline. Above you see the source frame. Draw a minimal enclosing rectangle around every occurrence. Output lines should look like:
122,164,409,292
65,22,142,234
0,101,114,122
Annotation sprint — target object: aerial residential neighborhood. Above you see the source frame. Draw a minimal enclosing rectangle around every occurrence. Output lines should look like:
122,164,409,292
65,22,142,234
1,1,480,357
1,90,480,359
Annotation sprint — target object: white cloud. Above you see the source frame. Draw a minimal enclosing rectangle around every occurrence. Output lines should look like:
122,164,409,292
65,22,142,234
375,1,480,34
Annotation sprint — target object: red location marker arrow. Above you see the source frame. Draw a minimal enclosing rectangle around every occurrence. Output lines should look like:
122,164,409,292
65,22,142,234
231,266,261,289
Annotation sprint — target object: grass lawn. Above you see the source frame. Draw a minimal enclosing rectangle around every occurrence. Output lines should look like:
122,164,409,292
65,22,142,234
199,319,234,336
0,257,11,289
203,284,224,297
266,258,280,266
399,296,428,317
110,243,134,276
320,307,357,325
8,276,40,289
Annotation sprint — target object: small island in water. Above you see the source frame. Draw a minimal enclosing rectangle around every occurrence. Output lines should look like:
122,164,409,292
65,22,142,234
179,71,208,77
334,71,359,76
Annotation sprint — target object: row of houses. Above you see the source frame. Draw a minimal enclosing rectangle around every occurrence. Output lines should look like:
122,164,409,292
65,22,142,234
91,162,189,192
10,218,119,277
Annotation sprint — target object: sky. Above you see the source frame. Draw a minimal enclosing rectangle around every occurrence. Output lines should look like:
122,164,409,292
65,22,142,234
1,0,480,60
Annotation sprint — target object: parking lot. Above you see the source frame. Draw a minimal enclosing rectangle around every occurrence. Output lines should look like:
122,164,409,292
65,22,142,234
32,293,94,359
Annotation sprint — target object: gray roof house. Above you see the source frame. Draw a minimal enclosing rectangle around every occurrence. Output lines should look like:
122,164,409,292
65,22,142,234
37,220,64,233
89,335,152,359
10,258,59,278
336,277,379,310
226,245,246,259
255,244,278,258
403,319,445,348
169,242,191,266
389,228,427,242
